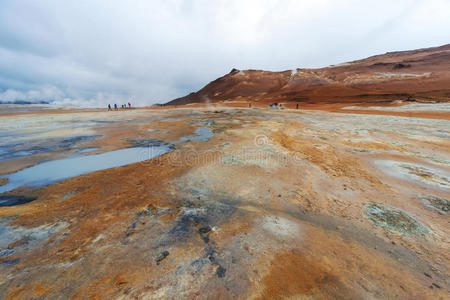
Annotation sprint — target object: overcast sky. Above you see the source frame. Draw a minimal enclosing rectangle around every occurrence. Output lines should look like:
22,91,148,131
0,0,449,107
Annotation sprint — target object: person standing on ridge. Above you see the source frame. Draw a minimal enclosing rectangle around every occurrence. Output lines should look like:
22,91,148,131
108,104,111,111
114,104,118,111
128,102,131,108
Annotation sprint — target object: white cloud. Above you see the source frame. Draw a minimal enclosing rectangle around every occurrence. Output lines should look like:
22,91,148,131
0,86,64,102
0,0,449,107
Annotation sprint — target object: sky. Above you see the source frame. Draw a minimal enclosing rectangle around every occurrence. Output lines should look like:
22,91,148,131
0,0,449,107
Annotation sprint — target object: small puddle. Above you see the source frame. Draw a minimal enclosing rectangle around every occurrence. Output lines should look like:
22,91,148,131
76,147,99,153
0,145,172,194
177,126,213,143
0,195,37,207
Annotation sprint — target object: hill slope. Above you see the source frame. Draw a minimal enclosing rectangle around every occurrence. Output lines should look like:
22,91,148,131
168,44,450,105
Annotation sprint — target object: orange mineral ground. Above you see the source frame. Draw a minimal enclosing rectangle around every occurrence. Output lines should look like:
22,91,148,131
0,101,448,299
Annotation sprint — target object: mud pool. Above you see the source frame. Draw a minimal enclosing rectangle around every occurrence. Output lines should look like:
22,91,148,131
175,125,214,143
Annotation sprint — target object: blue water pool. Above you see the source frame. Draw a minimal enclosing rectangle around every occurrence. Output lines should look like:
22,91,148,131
0,145,172,193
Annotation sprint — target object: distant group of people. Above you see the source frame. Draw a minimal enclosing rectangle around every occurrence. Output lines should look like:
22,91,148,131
268,103,300,109
269,102,284,109
108,102,131,111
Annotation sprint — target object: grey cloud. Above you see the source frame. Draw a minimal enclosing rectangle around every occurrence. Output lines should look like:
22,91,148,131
0,0,449,107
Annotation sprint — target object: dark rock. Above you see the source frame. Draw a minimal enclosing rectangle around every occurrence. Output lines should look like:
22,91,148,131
198,226,212,243
432,283,441,289
156,251,169,265
216,265,226,278
424,272,432,278
371,62,392,67
198,226,211,234
393,63,411,69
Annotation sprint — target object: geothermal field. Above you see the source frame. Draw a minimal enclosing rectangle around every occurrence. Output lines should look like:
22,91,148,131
0,102,448,299
1,0,449,297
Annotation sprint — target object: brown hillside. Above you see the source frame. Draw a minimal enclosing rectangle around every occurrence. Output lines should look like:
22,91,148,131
168,44,450,105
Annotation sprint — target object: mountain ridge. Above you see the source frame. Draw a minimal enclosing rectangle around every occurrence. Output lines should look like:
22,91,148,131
167,44,450,105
